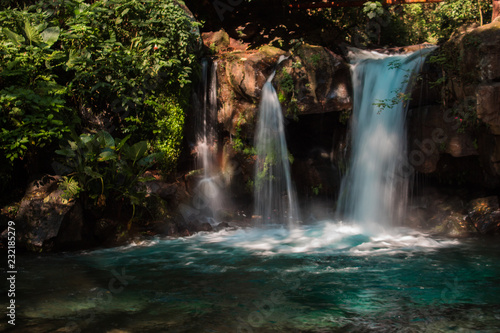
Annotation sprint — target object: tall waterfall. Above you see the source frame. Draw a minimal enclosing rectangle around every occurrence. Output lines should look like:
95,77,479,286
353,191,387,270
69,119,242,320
195,59,218,177
194,59,220,218
254,58,299,226
338,47,436,232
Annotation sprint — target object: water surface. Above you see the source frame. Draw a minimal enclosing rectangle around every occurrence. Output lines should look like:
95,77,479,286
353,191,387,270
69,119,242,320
7,222,500,332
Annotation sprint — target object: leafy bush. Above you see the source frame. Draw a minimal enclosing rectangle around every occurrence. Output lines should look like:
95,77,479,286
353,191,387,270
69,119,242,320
1,0,200,192
56,0,199,152
383,0,492,45
0,8,75,187
55,131,159,224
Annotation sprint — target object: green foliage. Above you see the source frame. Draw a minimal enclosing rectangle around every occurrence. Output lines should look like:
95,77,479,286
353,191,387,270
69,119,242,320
58,176,81,200
145,96,185,174
311,184,322,196
254,154,276,191
363,1,385,20
55,0,198,166
277,68,299,120
254,149,294,191
384,0,492,45
0,8,75,186
339,109,351,125
232,113,255,156
1,0,199,192
280,68,295,94
55,131,158,214
318,0,493,47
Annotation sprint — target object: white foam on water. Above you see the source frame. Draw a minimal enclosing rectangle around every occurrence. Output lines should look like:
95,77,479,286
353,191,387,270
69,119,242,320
152,221,459,257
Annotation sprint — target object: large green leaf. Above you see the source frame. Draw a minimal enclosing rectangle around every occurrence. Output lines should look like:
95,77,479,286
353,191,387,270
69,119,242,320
41,27,60,47
55,148,76,158
97,131,115,148
98,149,117,162
137,152,160,167
24,20,42,44
116,134,131,151
125,141,148,165
84,166,102,179
2,28,25,44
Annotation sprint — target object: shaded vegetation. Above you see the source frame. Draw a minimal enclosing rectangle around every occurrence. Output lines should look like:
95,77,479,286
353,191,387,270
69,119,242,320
0,0,200,201
187,0,493,49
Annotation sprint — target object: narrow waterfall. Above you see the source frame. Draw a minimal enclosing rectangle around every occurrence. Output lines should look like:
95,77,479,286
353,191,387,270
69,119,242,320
195,59,218,177
338,47,436,232
194,59,220,219
254,58,299,226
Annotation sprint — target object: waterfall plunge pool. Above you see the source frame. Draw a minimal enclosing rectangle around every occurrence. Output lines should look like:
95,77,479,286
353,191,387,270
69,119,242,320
7,221,500,332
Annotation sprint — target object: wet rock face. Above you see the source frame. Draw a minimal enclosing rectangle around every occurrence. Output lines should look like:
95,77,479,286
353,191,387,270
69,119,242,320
408,105,479,174
217,44,287,137
202,35,353,202
407,20,500,186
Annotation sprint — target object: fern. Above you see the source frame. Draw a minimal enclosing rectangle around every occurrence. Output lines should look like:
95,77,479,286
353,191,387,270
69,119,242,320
23,20,42,45
59,176,82,200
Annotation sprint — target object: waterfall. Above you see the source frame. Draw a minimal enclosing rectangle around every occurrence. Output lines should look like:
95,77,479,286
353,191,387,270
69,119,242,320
338,46,436,232
254,57,299,226
195,59,218,177
194,59,220,219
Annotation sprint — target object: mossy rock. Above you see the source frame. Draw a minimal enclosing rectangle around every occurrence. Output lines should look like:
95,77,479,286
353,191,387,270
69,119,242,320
202,30,230,54
273,44,352,116
259,45,286,58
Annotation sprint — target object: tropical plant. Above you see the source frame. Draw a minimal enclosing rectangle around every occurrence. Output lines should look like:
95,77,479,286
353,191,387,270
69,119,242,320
55,131,159,227
0,8,75,188
1,0,200,194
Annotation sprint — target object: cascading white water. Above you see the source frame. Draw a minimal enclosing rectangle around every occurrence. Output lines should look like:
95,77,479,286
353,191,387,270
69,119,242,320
194,59,220,219
338,46,436,232
195,59,218,177
254,57,299,226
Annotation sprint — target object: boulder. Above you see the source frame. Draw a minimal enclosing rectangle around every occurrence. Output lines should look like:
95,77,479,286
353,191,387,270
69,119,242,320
407,20,500,184
408,105,478,174
406,187,476,237
273,44,352,116
202,30,231,54
476,83,500,134
211,42,352,204
217,45,287,136
444,20,500,85
437,20,500,181
14,175,86,251
466,196,500,234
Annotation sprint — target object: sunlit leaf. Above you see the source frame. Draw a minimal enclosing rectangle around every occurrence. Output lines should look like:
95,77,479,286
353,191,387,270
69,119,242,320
41,27,60,47
2,28,25,44
24,20,42,44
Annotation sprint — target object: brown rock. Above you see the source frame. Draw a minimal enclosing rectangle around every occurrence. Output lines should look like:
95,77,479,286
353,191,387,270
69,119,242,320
273,44,352,115
408,106,478,174
202,30,231,53
14,175,85,251
466,196,500,234
476,83,500,134
218,45,287,135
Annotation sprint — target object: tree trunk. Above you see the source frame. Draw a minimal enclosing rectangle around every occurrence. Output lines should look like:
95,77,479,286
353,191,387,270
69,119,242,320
493,0,500,21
